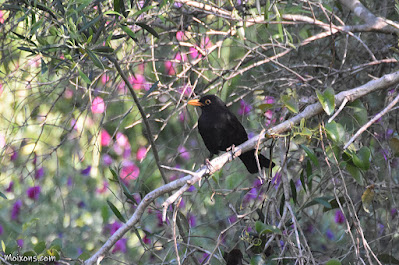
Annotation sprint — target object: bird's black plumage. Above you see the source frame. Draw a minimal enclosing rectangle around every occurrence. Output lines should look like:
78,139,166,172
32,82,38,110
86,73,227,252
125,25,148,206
188,95,274,173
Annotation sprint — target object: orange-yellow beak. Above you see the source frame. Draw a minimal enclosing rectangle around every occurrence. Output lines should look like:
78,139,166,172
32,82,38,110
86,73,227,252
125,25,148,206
187,99,204,107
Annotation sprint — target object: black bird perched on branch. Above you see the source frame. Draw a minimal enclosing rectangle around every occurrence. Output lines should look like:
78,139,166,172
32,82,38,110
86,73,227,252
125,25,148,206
188,95,274,173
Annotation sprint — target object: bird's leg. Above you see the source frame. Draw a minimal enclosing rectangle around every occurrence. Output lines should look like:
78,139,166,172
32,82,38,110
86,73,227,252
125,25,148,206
226,144,236,159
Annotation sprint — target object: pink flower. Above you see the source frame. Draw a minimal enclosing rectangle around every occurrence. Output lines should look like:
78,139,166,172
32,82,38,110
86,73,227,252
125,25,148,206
101,74,110,85
201,36,212,49
179,111,186,122
64,88,73,99
179,84,192,97
118,81,127,93
189,47,200,59
91,97,105,114
35,167,44,179
136,146,147,160
175,52,187,62
164,60,176,75
178,145,190,160
101,129,111,146
120,161,140,183
116,132,129,147
143,234,151,245
0,10,4,24
96,181,109,194
0,82,3,96
128,74,148,90
27,186,41,200
176,31,185,41
265,96,275,104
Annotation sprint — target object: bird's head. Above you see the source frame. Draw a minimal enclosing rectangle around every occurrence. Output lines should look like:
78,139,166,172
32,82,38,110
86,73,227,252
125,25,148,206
187,95,226,110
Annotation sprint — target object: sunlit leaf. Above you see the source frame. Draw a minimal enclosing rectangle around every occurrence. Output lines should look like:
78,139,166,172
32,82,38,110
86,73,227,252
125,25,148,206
316,87,335,115
300,145,319,168
325,259,341,265
361,184,375,213
325,121,345,143
34,241,46,254
281,95,299,113
78,68,91,84
389,135,399,156
85,48,104,70
121,25,138,42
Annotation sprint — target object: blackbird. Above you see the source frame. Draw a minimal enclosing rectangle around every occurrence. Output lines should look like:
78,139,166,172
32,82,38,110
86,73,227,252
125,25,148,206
188,95,274,173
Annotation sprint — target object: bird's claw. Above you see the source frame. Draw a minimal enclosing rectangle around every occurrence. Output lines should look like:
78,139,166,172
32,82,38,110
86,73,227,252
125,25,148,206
226,144,236,158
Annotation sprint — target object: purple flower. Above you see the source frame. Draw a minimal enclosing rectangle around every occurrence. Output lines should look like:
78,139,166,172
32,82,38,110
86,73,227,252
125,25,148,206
102,154,113,166
81,166,91,176
228,214,237,224
6,181,13,192
188,214,196,227
326,229,334,240
26,186,41,200
334,210,345,224
271,172,282,189
35,167,44,179
10,149,18,161
244,188,258,203
391,208,398,219
109,221,123,235
67,176,73,186
17,239,24,248
238,99,252,115
178,145,190,160
112,238,127,253
199,253,210,263
378,223,384,236
0,224,3,235
77,201,86,208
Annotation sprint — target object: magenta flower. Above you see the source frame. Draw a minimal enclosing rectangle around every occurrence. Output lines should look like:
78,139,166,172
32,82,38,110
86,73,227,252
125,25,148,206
265,96,275,104
143,234,151,245
128,74,149,90
91,96,105,114
238,99,252,115
101,129,111,146
178,145,190,160
118,81,127,93
109,221,123,235
81,166,91,176
35,167,44,179
179,111,186,122
26,186,41,200
136,146,147,160
0,82,3,96
116,132,129,147
201,36,212,49
6,181,13,192
11,199,22,220
0,224,3,235
335,210,345,224
120,160,140,183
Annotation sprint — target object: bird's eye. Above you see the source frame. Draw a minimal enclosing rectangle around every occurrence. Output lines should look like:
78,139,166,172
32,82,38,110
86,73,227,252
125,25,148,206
205,99,211,105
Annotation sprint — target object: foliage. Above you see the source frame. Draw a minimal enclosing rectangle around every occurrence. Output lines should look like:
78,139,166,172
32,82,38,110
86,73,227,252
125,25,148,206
0,0,398,264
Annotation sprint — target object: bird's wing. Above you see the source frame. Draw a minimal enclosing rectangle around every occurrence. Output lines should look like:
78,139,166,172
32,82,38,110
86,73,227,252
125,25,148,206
222,111,248,146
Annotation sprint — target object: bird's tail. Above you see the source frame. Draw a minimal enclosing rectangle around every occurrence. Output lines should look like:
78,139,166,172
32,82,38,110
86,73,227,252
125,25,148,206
239,149,275,174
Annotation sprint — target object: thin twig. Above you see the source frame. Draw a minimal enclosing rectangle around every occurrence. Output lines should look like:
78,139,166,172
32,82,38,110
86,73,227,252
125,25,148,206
344,92,399,149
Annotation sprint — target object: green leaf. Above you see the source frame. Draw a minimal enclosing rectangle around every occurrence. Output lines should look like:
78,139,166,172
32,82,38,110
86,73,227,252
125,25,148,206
92,46,114,54
325,259,342,265
349,99,368,126
50,238,62,251
34,241,46,254
352,146,370,170
1,240,5,253
345,163,363,185
300,145,319,168
290,179,297,204
78,15,101,34
325,121,345,143
132,5,155,17
250,255,266,265
377,254,399,264
104,10,124,16
78,68,91,84
85,48,104,70
300,170,307,192
281,95,298,113
316,87,335,115
120,25,138,42
303,196,333,209
389,135,399,156
136,22,159,38
121,181,137,203
107,200,126,223
255,221,282,235
323,197,345,212
0,191,7,199
264,0,271,23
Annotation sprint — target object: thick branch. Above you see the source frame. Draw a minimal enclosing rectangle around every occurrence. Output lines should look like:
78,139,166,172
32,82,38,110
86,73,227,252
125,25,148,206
85,70,399,265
